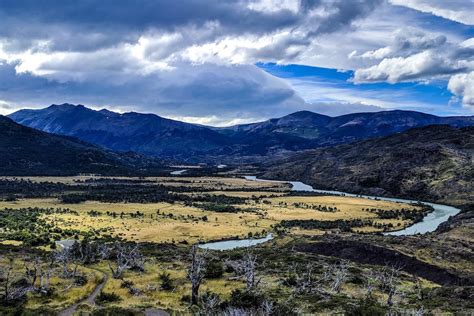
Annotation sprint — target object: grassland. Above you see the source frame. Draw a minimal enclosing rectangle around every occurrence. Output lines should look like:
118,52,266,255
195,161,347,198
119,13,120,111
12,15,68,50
0,177,422,244
1,175,463,315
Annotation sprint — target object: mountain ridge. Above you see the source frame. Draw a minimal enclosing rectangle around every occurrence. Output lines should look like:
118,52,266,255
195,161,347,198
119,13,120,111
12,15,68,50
0,115,163,176
9,104,474,160
262,124,474,206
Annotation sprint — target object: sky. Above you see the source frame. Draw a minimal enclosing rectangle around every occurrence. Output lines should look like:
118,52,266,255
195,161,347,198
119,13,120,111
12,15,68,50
0,0,473,126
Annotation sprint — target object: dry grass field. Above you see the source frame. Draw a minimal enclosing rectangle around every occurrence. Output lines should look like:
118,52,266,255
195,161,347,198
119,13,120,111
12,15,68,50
0,176,459,314
0,176,424,244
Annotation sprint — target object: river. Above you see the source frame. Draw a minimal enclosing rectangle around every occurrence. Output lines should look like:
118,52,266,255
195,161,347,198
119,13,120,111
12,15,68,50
244,176,460,236
170,169,187,175
198,176,460,251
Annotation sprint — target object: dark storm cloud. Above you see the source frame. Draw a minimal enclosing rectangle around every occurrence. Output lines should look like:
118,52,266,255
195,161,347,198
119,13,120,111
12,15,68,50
0,0,383,53
0,61,305,119
0,0,299,52
2,0,413,120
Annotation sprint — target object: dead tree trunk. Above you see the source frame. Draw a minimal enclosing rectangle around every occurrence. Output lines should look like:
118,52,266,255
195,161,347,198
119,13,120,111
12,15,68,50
187,245,206,305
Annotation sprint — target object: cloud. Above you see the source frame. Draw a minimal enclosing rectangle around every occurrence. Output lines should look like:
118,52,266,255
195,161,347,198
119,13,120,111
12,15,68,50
350,27,474,106
352,28,447,60
0,59,305,120
448,71,474,107
0,0,389,123
0,0,473,119
353,50,465,83
389,0,474,25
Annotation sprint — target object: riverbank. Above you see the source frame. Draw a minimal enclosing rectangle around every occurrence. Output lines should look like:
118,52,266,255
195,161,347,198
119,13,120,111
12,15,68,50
245,176,461,236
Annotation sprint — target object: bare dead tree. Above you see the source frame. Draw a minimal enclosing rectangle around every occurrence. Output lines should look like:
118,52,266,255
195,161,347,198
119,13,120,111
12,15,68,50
242,249,260,291
222,307,248,316
226,248,261,292
39,267,53,294
329,260,348,293
54,247,78,278
200,292,221,315
365,269,378,298
24,257,41,289
101,243,144,279
260,299,274,315
377,264,402,311
415,305,425,316
1,261,14,303
413,275,423,301
1,259,31,303
293,263,321,295
187,245,207,305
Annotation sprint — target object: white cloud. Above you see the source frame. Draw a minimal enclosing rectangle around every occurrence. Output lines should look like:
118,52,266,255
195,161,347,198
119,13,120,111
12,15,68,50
448,71,474,107
353,50,464,83
0,0,473,119
390,0,474,25
350,26,474,107
352,28,447,61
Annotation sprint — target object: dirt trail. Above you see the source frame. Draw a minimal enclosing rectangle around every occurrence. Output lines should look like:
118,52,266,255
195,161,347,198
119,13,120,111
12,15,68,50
58,272,108,316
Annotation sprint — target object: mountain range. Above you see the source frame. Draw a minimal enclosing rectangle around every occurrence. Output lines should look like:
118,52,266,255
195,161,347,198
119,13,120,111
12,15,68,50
8,103,474,161
0,115,162,176
263,125,474,206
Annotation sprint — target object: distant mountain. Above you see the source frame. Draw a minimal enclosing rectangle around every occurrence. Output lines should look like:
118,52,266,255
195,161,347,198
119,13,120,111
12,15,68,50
263,125,474,205
9,104,474,159
9,104,231,158
0,115,162,176
216,110,474,152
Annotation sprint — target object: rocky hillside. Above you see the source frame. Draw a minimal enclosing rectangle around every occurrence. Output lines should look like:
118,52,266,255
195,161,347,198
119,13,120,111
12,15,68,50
263,125,474,206
0,115,163,176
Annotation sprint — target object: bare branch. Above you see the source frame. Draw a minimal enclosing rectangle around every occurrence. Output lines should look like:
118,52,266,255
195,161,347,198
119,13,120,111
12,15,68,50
187,245,207,305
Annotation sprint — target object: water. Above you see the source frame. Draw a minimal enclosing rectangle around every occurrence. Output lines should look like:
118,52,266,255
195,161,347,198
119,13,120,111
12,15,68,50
199,234,273,251
244,176,460,236
170,169,187,175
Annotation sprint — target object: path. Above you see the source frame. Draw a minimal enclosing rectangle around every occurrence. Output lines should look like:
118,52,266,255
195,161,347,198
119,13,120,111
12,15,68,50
58,272,108,316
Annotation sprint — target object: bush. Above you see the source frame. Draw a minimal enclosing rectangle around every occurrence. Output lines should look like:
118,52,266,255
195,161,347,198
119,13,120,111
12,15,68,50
181,294,191,304
229,289,265,309
96,292,122,304
346,298,386,316
60,194,87,204
205,259,224,279
73,275,88,286
159,272,174,291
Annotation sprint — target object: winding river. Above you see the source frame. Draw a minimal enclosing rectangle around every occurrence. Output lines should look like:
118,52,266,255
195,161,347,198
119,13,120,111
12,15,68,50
198,176,461,250
244,176,461,236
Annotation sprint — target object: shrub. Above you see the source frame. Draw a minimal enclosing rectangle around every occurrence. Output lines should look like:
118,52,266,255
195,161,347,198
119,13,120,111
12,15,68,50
205,259,224,279
73,275,88,286
229,289,265,309
96,292,122,304
346,298,386,316
159,272,174,291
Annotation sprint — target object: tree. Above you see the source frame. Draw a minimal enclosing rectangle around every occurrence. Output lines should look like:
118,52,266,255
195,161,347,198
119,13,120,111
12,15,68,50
1,258,31,303
54,247,78,278
200,292,221,315
100,243,144,279
291,263,321,295
329,260,348,294
187,245,207,305
377,264,402,311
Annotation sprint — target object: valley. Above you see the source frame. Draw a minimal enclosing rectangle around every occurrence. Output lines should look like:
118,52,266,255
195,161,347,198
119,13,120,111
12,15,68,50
1,175,472,314
1,105,473,315
2,2,474,314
